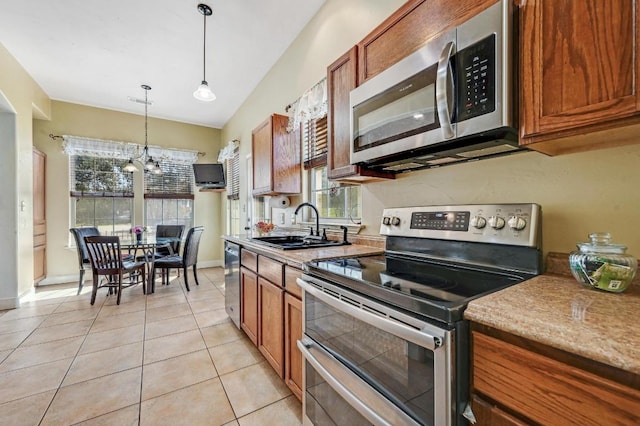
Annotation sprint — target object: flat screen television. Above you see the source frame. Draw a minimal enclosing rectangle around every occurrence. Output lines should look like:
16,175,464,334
192,163,226,189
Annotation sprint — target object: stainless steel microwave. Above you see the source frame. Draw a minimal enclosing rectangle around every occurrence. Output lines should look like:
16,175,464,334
350,0,521,172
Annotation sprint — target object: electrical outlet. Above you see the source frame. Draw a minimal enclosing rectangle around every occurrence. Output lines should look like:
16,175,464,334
279,213,285,225
291,214,297,225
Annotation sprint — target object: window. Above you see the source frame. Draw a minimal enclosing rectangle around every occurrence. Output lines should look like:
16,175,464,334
226,148,241,234
309,165,361,221
144,159,194,230
70,155,134,235
302,115,327,169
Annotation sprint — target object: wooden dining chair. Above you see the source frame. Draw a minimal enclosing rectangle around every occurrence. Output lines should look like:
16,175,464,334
151,226,204,292
69,227,101,295
85,236,146,305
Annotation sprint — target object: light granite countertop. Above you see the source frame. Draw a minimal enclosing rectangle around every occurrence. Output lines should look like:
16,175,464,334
223,234,384,269
465,273,640,375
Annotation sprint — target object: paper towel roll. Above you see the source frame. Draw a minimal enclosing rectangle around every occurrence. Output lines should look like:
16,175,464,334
269,196,290,208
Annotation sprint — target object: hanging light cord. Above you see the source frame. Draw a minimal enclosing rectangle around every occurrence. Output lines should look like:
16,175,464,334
202,11,207,82
144,87,148,152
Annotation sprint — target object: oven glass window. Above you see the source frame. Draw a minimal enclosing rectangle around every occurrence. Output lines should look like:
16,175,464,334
305,292,435,425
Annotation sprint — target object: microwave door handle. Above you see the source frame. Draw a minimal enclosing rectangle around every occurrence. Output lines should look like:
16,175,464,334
436,41,455,139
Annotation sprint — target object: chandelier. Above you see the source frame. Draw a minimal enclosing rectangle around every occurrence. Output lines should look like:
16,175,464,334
193,3,216,102
123,85,162,174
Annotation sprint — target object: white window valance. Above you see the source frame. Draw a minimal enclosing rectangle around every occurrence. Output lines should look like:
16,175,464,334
287,77,327,133
217,139,239,162
62,135,199,164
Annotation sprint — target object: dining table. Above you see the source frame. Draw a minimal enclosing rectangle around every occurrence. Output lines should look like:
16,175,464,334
120,236,180,294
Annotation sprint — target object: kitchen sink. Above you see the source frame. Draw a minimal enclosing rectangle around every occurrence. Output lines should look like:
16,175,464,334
250,235,350,250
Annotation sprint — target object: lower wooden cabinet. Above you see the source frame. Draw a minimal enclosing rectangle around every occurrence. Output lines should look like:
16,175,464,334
239,249,304,401
258,277,285,378
470,394,528,426
240,267,258,345
471,327,640,425
284,292,303,400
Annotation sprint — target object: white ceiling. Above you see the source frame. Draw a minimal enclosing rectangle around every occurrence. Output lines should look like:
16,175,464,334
0,0,326,128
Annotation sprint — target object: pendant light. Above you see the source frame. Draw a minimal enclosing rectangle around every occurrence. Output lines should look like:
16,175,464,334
193,3,216,102
124,85,162,174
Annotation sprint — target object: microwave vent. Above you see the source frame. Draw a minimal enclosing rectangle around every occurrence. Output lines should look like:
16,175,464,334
455,144,519,159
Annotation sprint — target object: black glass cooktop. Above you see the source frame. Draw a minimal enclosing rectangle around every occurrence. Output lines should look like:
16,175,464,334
305,254,529,323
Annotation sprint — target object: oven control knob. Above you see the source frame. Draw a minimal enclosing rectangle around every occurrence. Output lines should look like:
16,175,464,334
508,215,527,231
391,216,401,226
488,216,505,229
382,216,391,226
470,215,486,229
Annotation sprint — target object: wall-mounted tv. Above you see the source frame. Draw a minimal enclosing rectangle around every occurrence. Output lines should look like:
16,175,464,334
193,163,226,189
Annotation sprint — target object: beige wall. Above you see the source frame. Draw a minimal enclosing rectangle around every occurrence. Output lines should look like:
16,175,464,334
221,0,405,228
0,42,50,306
33,101,224,284
221,0,640,260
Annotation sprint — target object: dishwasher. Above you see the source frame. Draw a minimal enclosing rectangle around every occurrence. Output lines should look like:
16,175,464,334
224,241,240,329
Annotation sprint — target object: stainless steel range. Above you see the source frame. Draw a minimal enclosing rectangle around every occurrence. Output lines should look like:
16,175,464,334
297,204,542,426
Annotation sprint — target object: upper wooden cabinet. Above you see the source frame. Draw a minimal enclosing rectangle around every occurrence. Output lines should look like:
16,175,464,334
327,47,394,182
252,113,301,196
357,0,497,84
520,0,640,154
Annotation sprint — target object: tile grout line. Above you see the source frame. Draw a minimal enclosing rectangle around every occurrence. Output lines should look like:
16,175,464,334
36,292,105,426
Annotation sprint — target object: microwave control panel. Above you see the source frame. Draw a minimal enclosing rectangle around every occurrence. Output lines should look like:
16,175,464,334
456,34,496,122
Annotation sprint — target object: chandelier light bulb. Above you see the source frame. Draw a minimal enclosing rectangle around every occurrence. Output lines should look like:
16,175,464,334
123,159,138,172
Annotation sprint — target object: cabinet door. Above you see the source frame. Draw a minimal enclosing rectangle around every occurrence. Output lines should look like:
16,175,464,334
252,117,273,195
272,114,301,194
240,267,258,346
284,293,303,401
521,0,639,147
473,331,640,425
471,394,529,426
327,47,394,182
258,277,285,378
33,147,46,284
358,0,497,84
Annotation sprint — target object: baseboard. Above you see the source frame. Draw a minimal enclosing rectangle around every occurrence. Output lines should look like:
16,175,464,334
198,259,223,268
37,274,79,287
0,296,19,310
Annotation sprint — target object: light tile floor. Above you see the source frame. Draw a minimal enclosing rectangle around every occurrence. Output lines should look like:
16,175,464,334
0,268,302,425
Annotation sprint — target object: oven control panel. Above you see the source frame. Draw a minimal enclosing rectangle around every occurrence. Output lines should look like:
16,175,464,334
380,203,541,248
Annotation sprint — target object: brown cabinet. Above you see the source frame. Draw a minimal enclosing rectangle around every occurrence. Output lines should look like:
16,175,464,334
252,113,301,196
258,276,284,378
471,326,640,425
284,266,303,401
240,266,258,345
327,47,393,182
520,0,640,154
357,0,497,84
33,147,46,284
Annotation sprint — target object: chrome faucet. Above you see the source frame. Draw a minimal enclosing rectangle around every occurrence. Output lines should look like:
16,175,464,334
294,202,320,237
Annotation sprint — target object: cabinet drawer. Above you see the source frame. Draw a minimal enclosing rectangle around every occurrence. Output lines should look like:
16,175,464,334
284,266,303,299
473,331,640,425
258,256,283,287
240,248,258,272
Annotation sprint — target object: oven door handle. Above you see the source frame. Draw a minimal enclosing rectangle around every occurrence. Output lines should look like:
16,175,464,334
298,337,421,426
297,278,442,350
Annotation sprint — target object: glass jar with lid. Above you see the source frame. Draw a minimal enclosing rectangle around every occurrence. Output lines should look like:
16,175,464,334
569,233,637,293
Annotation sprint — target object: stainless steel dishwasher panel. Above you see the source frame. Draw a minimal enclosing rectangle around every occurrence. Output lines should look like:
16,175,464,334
224,241,240,329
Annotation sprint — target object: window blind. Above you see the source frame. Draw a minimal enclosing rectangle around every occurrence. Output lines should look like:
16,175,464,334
302,115,328,170
69,155,133,198
144,159,194,199
227,148,240,200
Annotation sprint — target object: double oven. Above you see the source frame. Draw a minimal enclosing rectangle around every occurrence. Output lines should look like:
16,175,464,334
297,204,542,425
